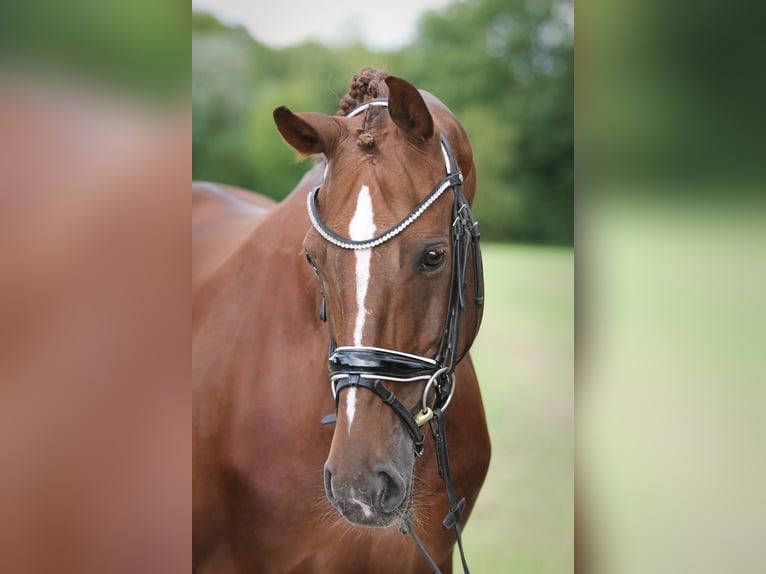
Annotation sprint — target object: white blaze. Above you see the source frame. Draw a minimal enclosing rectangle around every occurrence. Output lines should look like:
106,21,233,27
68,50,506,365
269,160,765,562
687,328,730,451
344,185,376,433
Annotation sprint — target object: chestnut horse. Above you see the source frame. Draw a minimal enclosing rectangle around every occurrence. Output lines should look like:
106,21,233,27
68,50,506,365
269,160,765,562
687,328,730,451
193,69,490,573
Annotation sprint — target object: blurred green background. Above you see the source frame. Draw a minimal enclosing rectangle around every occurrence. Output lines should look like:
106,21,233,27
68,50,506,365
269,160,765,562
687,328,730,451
468,244,573,572
193,1,573,571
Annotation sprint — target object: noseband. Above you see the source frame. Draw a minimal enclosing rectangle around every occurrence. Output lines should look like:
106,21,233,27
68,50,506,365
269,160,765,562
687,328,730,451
308,99,484,574
328,348,452,455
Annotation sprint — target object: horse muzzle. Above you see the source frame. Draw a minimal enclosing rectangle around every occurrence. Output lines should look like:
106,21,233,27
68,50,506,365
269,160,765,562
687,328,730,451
321,347,451,527
323,461,410,527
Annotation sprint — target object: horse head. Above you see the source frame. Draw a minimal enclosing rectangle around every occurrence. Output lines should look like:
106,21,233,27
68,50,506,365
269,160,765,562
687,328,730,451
273,74,483,529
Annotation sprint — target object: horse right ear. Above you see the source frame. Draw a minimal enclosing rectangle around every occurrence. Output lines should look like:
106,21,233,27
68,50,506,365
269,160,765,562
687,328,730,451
385,76,434,143
273,107,340,156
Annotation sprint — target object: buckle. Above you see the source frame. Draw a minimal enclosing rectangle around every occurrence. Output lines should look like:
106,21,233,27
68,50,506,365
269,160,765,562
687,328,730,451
421,368,456,414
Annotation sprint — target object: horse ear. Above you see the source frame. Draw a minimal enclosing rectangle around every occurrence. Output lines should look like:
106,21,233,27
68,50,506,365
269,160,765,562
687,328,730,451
273,107,340,156
385,76,434,142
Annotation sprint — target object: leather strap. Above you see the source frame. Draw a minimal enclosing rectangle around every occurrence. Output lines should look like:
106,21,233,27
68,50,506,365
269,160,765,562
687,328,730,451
308,172,463,251
429,408,470,573
401,516,444,573
334,375,426,456
399,408,472,574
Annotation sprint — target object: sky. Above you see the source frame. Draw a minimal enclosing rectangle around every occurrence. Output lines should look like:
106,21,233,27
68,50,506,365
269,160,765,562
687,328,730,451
191,0,455,50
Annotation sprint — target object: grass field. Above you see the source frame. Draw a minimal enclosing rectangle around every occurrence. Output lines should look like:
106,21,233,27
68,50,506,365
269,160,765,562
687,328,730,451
458,244,574,573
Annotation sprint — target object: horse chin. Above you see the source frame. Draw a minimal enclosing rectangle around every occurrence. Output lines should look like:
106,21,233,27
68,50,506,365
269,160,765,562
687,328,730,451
332,499,411,529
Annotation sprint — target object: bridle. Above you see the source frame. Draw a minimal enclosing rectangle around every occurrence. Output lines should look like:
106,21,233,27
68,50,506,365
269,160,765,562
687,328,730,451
308,99,484,441
307,99,484,574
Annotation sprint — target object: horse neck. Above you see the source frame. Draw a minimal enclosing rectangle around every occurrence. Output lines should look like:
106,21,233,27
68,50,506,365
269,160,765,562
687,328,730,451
247,159,324,245
238,160,325,310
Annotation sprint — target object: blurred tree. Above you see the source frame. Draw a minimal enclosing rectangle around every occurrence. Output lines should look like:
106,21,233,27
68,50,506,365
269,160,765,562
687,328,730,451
397,0,574,243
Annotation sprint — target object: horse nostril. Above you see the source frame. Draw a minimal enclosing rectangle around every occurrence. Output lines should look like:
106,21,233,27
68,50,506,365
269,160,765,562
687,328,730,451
377,467,407,513
324,466,337,502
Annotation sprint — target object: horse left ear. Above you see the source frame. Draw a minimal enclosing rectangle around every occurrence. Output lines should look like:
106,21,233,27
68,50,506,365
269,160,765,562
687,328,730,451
273,107,340,156
385,76,434,143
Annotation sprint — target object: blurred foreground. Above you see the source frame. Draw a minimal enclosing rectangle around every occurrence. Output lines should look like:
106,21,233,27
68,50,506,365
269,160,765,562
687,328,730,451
579,0,766,568
0,2,189,571
579,198,766,574
0,78,190,573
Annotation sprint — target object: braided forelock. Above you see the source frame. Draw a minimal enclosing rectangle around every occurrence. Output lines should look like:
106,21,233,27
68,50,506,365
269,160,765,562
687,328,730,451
338,67,390,116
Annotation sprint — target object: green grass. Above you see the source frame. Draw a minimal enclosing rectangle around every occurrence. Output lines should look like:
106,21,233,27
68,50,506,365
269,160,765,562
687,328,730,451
458,244,574,573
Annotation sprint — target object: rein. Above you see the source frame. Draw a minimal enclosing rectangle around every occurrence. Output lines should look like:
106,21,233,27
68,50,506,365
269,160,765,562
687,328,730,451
309,99,484,574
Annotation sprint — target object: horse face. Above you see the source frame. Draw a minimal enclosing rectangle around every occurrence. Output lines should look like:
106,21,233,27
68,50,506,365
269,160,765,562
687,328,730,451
276,76,464,528
307,215,453,526
303,147,455,525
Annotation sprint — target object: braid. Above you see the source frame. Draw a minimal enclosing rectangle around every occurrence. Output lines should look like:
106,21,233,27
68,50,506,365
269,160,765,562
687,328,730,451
338,67,389,116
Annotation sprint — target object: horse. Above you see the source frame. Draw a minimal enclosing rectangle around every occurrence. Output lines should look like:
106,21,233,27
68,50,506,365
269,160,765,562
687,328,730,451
193,68,491,573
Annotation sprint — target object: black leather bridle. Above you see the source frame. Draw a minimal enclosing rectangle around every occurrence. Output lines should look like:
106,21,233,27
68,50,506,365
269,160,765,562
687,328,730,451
307,99,484,574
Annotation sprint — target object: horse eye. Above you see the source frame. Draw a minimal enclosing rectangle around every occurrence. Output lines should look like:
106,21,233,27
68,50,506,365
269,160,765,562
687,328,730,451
421,249,446,269
305,252,318,270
